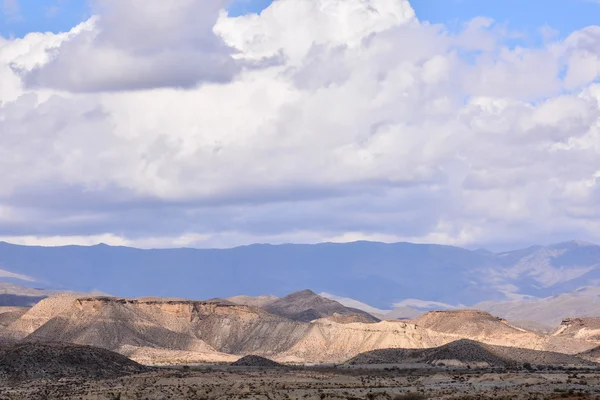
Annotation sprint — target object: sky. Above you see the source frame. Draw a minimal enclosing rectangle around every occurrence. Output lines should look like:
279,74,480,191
3,0,600,39
0,0,599,250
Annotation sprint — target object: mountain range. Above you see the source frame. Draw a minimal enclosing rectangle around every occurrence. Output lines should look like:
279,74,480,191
1,240,600,309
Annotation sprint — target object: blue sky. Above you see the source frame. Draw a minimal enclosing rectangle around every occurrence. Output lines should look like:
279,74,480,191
2,0,599,39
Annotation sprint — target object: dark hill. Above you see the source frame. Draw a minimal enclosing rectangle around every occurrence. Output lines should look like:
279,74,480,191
263,290,379,323
0,342,149,381
231,355,282,367
347,339,595,368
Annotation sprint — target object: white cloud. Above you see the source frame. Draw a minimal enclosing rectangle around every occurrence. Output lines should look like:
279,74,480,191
562,26,600,90
393,299,457,310
20,0,240,91
0,0,600,249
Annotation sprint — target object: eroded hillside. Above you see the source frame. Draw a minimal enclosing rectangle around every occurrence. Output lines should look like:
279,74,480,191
3,293,598,365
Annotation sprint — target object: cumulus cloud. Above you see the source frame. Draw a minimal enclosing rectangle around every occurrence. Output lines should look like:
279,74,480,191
0,0,600,249
20,0,240,91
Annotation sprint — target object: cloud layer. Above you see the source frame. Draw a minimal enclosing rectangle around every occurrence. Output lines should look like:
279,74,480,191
0,0,600,249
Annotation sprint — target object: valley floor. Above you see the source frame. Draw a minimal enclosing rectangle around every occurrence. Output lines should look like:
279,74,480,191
2,366,600,400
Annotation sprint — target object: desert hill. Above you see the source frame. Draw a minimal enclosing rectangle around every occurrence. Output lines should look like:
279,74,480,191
3,295,428,363
2,293,599,365
410,310,599,355
411,310,529,338
0,342,149,381
4,295,309,363
263,290,380,323
551,317,600,341
231,355,282,367
5,294,82,340
347,339,596,368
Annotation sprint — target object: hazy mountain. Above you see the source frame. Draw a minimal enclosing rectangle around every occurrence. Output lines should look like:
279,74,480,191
476,286,600,326
383,307,425,321
494,241,600,297
0,283,87,307
1,240,600,308
319,293,392,317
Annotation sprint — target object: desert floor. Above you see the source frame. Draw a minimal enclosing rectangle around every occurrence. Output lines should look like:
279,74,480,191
2,365,600,400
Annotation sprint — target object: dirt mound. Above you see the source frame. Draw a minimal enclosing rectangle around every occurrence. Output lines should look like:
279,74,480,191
231,355,283,367
264,290,380,323
347,339,595,368
0,342,149,381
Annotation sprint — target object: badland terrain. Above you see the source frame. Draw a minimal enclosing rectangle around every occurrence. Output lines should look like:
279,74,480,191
3,240,600,398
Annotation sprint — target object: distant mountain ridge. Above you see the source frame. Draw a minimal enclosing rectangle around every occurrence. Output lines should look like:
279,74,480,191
476,286,600,326
1,240,600,308
0,283,98,307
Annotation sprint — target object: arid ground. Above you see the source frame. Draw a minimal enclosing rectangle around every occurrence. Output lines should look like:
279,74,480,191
2,365,600,400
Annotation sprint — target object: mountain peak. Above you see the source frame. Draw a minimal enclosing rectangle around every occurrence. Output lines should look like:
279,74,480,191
264,289,379,323
549,240,597,249
289,289,317,297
